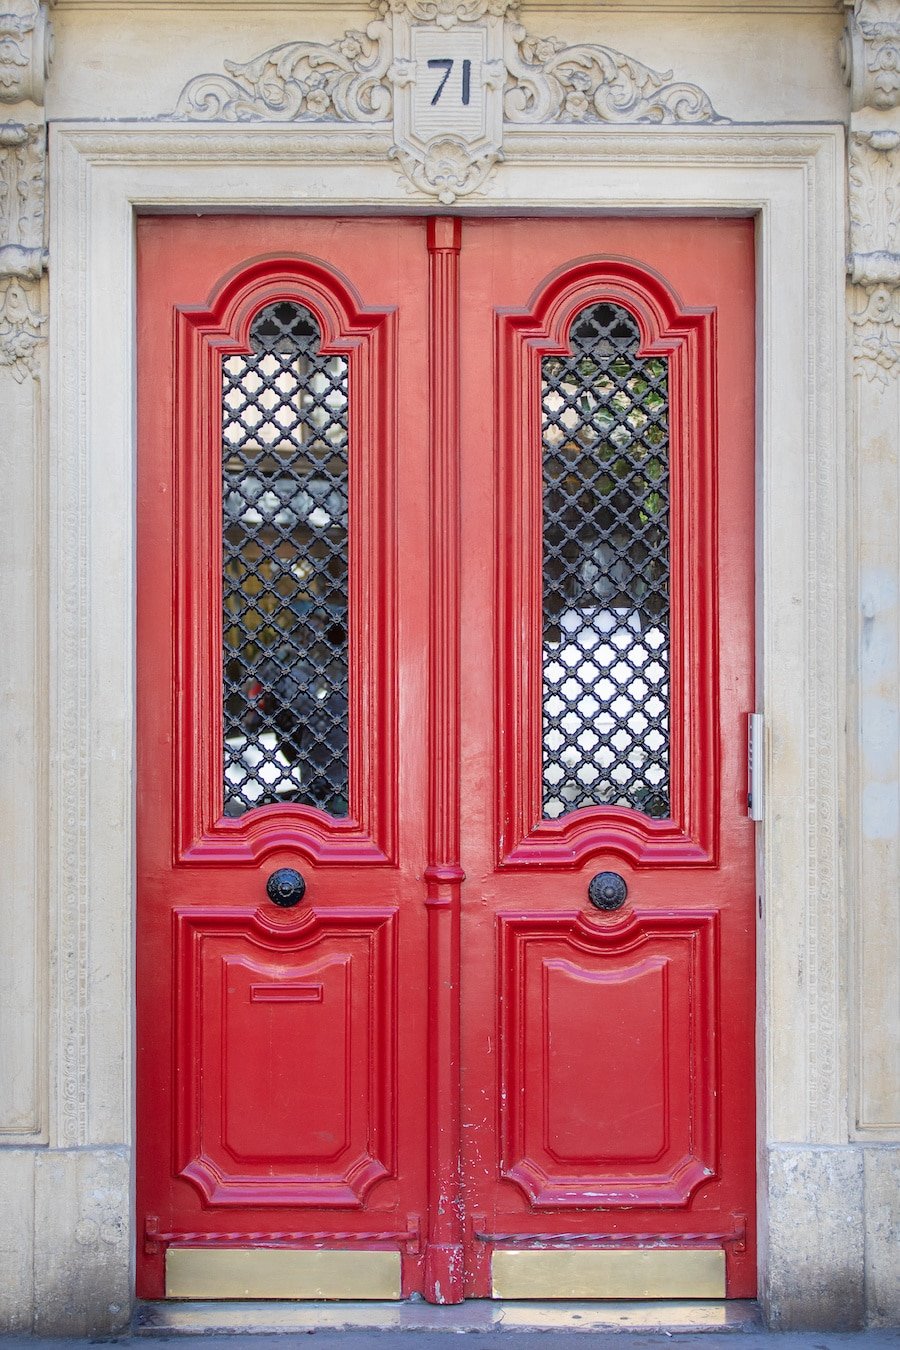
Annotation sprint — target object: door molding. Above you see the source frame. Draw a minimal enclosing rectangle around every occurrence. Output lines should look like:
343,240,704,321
494,253,718,869
172,255,399,867
49,121,844,1312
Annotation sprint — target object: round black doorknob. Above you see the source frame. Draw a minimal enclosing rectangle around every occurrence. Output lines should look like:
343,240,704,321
588,871,628,911
266,868,306,908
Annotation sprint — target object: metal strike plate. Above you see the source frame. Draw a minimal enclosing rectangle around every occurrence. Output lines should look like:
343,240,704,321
166,1248,401,1300
491,1248,725,1300
748,713,764,821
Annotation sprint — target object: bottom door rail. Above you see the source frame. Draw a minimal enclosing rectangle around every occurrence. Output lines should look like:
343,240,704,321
145,1217,420,1255
476,1229,741,1246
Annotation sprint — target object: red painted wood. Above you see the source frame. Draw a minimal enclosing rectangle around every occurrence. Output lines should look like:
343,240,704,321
423,217,465,1304
173,256,399,867
494,257,717,868
137,215,756,1303
458,218,756,1298
174,906,397,1208
136,218,432,1299
497,908,718,1208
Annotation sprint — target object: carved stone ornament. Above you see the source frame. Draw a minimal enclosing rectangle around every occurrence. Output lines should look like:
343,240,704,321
0,121,46,279
842,4,900,382
0,2,50,385
0,0,52,106
0,276,44,380
847,128,900,382
850,281,900,385
848,128,900,274
842,1,900,112
169,0,725,203
502,24,724,125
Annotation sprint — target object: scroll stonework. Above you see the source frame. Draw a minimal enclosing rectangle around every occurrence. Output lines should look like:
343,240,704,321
169,0,725,202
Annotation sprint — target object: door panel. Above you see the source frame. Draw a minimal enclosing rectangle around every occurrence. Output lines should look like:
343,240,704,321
457,219,756,1298
137,217,431,1299
497,910,717,1206
175,906,396,1206
137,215,755,1302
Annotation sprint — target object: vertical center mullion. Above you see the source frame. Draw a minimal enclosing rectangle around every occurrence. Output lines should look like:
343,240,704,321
422,216,465,1305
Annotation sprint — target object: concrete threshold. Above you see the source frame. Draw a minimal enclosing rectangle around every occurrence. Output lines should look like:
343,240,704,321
134,1299,761,1336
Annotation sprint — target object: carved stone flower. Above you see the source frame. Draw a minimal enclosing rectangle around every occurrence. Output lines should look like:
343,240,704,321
338,32,366,62
305,87,332,116
530,36,566,65
564,90,591,119
426,138,469,174
422,137,473,202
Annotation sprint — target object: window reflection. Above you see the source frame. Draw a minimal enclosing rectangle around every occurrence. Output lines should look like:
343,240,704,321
222,301,349,817
541,302,670,820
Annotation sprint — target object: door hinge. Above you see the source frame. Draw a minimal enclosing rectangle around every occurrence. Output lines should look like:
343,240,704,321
747,713,764,821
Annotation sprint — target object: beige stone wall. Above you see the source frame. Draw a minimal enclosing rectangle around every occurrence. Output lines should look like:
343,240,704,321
0,0,897,1334
46,2,846,123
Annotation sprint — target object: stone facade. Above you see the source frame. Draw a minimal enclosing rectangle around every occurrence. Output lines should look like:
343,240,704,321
0,0,897,1333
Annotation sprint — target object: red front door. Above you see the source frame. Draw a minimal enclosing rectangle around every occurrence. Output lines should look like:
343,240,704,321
136,215,756,1302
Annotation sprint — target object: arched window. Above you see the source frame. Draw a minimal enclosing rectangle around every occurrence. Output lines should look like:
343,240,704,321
222,300,350,817
541,302,670,820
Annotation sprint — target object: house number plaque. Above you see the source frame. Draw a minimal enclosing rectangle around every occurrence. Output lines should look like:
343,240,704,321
390,11,505,203
410,28,488,142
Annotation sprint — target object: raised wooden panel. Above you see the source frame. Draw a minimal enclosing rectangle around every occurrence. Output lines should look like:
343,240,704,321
494,259,717,869
222,955,350,1163
543,956,667,1163
175,906,397,1207
174,257,398,868
498,908,718,1208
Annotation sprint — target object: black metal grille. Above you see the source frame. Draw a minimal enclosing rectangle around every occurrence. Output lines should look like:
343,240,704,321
541,301,670,820
222,301,349,817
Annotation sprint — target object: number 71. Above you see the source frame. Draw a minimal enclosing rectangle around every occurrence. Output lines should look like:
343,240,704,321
427,58,472,107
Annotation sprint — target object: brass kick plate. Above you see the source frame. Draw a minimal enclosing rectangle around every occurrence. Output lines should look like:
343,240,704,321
165,1248,402,1300
491,1249,726,1300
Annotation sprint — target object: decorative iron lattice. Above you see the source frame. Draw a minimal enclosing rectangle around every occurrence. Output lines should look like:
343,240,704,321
541,301,670,820
222,300,349,817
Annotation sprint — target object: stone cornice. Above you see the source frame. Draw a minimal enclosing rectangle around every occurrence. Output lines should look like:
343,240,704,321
52,0,842,10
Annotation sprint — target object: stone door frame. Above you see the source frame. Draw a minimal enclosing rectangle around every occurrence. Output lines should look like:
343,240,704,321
48,120,846,1323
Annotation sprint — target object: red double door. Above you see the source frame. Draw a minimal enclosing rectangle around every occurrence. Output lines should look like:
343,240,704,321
137,216,756,1302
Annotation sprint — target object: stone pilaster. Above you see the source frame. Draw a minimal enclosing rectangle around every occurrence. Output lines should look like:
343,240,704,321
0,0,51,1335
842,0,900,1333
